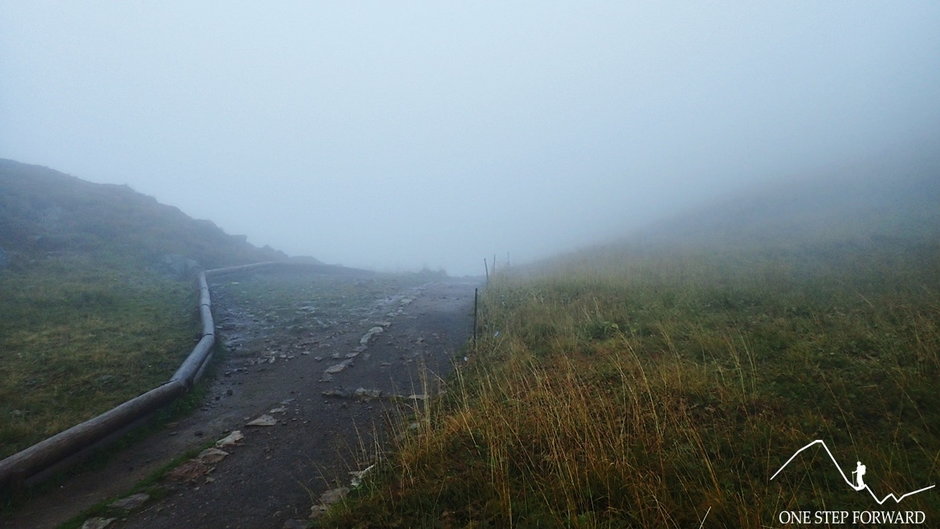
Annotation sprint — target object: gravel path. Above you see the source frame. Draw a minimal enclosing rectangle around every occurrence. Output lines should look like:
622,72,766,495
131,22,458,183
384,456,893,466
5,266,478,529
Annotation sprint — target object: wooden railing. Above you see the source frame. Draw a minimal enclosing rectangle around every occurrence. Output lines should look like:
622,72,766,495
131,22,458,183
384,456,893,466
0,260,349,490
0,270,220,490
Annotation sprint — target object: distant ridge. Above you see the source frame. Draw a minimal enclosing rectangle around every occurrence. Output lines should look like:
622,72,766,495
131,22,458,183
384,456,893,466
639,155,940,250
770,440,936,505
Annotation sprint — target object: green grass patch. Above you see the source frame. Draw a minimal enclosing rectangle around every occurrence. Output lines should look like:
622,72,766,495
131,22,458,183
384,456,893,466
0,255,197,459
317,239,940,528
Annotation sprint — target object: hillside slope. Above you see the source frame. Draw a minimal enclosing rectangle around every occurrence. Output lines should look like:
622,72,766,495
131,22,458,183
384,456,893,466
0,159,285,273
0,159,290,459
320,161,940,528
641,157,940,249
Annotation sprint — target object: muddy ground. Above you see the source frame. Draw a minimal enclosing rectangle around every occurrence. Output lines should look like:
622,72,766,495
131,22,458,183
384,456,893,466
5,265,478,529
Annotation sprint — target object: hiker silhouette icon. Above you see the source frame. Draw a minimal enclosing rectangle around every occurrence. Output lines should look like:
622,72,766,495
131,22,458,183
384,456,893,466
851,461,867,491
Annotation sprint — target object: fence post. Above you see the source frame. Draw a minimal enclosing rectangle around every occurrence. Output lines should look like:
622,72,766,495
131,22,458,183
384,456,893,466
473,288,478,353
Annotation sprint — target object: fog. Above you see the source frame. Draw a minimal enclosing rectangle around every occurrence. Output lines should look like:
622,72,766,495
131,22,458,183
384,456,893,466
2,3,939,275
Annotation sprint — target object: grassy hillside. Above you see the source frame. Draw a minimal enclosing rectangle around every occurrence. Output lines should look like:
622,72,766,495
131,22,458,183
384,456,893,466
0,159,285,270
319,167,940,527
0,159,286,459
640,161,940,249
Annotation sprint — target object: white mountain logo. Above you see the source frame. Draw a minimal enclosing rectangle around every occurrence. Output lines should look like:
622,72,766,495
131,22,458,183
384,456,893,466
770,440,935,504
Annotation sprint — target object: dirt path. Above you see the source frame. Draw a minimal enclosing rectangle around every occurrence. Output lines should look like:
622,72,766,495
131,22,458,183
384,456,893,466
5,266,478,529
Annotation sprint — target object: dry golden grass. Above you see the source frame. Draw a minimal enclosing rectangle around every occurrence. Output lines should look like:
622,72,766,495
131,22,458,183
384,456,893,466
320,240,940,528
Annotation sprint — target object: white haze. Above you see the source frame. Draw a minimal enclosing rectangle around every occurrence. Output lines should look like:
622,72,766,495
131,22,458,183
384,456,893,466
2,3,939,275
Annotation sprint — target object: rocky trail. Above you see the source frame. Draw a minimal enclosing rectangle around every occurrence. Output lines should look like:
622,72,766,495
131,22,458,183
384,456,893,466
6,266,478,529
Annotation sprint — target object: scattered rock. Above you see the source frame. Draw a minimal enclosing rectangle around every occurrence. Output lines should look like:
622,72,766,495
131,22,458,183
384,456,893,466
392,393,430,402
349,464,375,488
354,388,382,401
309,487,350,519
321,389,349,398
246,414,278,427
81,517,117,529
268,406,288,414
108,493,150,511
167,459,211,482
324,360,351,374
197,447,230,464
216,430,244,448
359,326,385,345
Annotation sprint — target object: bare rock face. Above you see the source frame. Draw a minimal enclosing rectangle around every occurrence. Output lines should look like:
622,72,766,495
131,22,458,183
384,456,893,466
0,246,8,270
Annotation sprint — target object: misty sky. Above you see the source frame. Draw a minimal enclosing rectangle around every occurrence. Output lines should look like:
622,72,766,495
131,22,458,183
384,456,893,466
2,3,939,275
